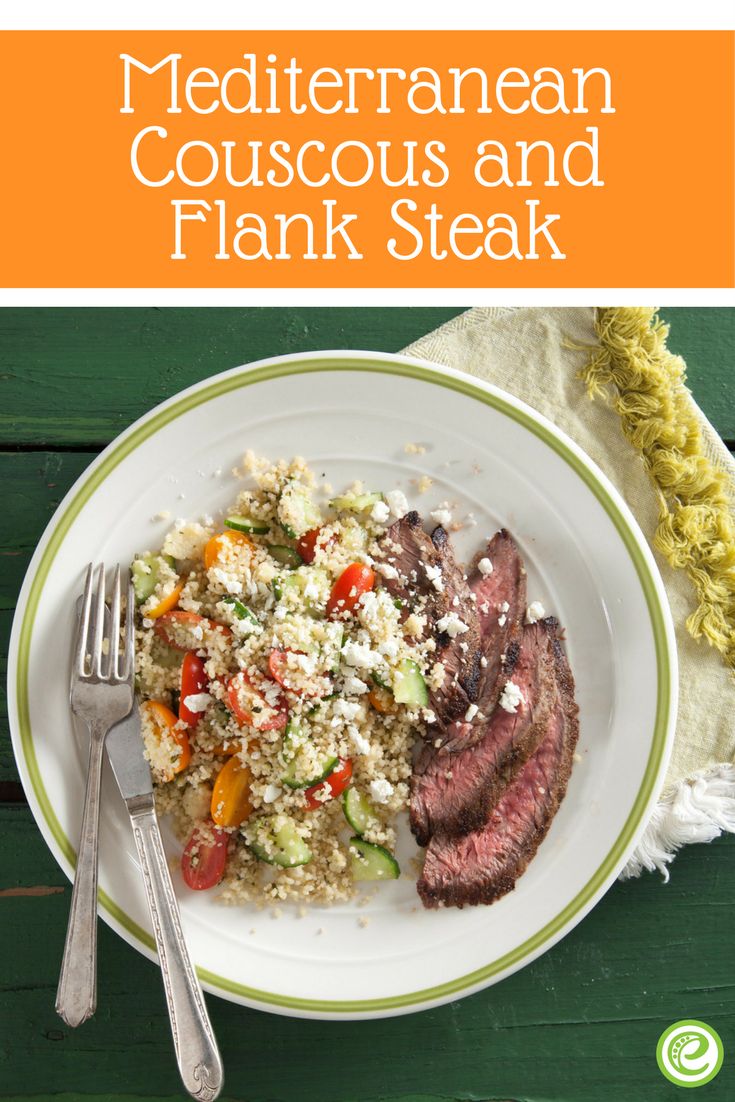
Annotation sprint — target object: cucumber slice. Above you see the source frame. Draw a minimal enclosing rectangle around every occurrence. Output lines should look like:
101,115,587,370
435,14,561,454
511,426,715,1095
321,622,344,675
273,569,328,610
249,816,312,868
277,482,321,538
330,491,384,512
342,788,377,835
281,724,338,789
371,671,391,691
269,544,303,568
224,514,269,534
222,596,259,625
131,553,175,604
393,658,429,707
349,837,400,881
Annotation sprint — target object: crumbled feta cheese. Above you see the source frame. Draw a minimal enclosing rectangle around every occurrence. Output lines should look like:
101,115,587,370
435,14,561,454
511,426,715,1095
424,563,444,592
211,567,244,596
333,699,362,722
435,611,469,638
182,693,212,714
348,725,371,755
430,505,452,527
369,778,395,804
477,557,494,576
498,614,507,627
500,601,510,613
370,500,390,524
375,561,399,580
262,784,282,804
379,638,399,659
385,489,409,519
464,703,479,722
480,655,488,668
499,680,525,714
526,601,546,624
423,710,437,724
341,640,380,669
342,674,369,695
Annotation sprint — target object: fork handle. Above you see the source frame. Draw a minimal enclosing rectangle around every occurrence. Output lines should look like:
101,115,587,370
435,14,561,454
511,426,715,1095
127,794,223,1102
55,722,106,1027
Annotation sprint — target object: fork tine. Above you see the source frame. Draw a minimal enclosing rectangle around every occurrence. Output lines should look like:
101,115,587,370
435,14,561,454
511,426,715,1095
73,564,95,677
90,563,107,678
109,565,121,679
122,576,136,683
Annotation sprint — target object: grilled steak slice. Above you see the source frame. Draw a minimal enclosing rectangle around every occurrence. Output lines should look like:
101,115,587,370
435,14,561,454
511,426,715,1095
417,623,579,909
410,619,557,845
436,530,526,750
378,512,481,725
472,529,526,704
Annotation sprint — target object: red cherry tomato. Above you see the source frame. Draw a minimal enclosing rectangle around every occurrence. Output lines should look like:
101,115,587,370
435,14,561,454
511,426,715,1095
326,563,376,619
304,758,353,810
268,649,332,698
154,610,232,652
226,671,288,731
179,652,209,728
296,527,335,564
181,823,228,891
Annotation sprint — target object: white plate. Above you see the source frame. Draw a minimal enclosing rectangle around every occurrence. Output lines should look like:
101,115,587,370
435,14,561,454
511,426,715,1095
8,350,677,1020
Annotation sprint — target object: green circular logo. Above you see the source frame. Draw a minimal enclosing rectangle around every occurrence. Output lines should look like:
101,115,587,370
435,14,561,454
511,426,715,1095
657,1020,724,1087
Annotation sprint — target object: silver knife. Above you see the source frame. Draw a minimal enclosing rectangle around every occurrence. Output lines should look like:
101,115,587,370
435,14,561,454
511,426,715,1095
106,712,224,1101
73,599,224,1101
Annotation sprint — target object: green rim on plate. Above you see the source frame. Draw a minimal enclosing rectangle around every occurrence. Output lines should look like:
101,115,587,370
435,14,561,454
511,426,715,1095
13,355,672,1014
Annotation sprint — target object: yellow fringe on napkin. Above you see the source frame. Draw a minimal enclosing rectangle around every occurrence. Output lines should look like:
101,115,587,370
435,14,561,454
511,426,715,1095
581,307,735,669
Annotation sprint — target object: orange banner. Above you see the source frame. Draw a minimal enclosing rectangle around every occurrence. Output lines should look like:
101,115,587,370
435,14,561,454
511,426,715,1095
0,31,733,288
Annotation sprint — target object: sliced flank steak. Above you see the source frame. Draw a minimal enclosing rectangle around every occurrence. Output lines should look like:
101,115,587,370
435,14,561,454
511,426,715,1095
417,622,579,909
378,512,481,725
435,530,526,751
410,618,558,846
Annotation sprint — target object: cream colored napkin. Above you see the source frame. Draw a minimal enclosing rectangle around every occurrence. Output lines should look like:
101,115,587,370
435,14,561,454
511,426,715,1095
402,306,735,876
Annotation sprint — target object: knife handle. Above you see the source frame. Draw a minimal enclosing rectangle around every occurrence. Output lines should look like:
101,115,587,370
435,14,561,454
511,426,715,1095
127,795,224,1102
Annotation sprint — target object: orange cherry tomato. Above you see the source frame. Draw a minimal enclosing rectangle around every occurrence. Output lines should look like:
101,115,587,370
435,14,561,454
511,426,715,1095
268,649,332,698
146,578,185,620
304,758,353,810
211,739,245,756
226,671,288,731
296,527,335,564
203,530,254,570
179,652,209,728
141,700,191,780
181,823,228,890
154,611,232,652
368,685,396,715
210,756,255,828
326,563,376,619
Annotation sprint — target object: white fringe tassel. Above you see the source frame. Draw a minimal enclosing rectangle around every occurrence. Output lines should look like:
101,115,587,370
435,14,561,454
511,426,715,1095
621,763,735,881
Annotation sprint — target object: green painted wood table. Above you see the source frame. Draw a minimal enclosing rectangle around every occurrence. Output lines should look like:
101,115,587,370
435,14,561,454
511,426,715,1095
1,307,733,1102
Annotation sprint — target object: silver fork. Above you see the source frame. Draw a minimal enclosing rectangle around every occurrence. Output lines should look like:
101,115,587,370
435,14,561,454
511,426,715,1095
56,563,135,1028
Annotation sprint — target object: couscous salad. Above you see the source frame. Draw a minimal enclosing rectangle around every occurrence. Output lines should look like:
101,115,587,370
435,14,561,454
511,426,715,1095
133,455,432,905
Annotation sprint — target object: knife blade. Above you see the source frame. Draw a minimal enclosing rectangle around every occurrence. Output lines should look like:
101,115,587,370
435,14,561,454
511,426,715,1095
105,703,154,802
